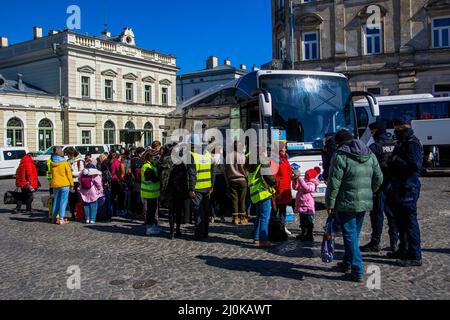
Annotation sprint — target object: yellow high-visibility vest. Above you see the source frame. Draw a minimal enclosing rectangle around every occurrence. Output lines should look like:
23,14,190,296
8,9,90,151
46,158,52,182
248,164,275,205
191,151,212,191
141,162,160,199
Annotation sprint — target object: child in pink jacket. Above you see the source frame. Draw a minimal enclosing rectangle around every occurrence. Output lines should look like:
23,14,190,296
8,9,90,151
293,167,320,241
78,168,103,224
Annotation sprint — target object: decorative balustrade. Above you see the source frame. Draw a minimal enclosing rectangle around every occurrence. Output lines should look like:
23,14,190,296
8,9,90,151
68,33,175,66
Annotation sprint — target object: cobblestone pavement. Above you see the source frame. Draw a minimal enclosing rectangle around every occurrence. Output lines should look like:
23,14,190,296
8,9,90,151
0,177,449,300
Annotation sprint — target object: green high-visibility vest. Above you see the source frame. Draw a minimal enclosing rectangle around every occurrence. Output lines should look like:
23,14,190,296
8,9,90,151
46,158,52,182
191,151,212,190
141,162,160,199
248,164,275,205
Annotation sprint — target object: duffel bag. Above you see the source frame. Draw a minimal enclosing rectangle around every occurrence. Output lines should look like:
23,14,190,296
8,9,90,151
4,190,23,205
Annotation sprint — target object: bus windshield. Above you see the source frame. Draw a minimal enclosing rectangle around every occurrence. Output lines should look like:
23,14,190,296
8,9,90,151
259,74,355,150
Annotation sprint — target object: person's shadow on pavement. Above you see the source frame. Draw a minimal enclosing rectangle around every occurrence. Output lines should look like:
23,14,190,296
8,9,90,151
196,255,352,282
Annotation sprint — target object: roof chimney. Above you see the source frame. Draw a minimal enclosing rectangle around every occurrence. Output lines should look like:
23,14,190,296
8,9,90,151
206,56,218,69
252,65,260,72
17,74,25,91
224,58,231,66
33,26,43,39
0,37,8,48
240,64,247,70
48,30,60,36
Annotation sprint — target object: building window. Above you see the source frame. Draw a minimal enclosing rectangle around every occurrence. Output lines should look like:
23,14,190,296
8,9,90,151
433,83,450,97
144,85,152,104
432,17,450,48
126,82,134,102
103,120,116,145
276,0,285,21
278,37,286,59
366,87,382,96
194,89,201,96
302,32,319,60
81,76,90,98
6,117,24,147
161,87,169,106
364,25,383,55
38,119,53,152
120,121,136,145
105,80,113,101
81,130,91,145
144,122,154,146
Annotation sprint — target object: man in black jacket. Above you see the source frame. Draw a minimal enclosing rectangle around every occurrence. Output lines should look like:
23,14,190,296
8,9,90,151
387,115,424,267
187,137,215,241
129,147,145,219
361,119,399,253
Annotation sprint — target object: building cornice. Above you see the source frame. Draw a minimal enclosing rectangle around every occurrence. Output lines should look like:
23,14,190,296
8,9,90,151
177,68,248,80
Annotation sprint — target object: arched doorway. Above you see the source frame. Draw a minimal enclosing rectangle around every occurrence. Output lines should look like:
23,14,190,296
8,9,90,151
38,119,53,151
144,122,153,147
120,121,137,146
6,117,24,147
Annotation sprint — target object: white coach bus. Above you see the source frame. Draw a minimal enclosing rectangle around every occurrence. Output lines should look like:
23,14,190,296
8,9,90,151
169,70,379,197
355,94,450,170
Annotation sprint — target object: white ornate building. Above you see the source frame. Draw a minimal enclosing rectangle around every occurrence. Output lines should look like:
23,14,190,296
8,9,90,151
0,26,179,151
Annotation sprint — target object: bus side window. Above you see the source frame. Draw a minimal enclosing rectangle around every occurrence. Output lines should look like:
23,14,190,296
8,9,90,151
419,102,450,120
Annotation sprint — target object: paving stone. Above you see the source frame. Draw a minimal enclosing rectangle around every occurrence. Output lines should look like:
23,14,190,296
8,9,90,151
0,177,449,299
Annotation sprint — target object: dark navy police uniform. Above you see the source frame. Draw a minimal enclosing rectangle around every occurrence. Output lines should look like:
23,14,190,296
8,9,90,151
387,124,423,263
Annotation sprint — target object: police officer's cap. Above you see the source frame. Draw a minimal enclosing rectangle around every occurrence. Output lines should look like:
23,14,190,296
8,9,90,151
393,115,412,126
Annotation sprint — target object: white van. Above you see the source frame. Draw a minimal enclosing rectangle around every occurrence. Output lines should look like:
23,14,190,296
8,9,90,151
35,144,110,175
0,147,29,178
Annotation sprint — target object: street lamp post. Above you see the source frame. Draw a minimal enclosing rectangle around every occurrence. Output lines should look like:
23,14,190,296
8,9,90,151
53,43,66,144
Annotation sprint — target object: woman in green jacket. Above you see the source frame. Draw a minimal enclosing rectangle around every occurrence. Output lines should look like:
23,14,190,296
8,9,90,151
325,129,383,283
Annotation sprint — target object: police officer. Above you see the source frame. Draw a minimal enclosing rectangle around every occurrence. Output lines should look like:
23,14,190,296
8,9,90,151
188,136,215,241
387,115,423,267
361,119,399,253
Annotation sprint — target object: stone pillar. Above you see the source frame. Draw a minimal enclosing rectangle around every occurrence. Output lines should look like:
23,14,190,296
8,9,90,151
117,68,123,102
67,111,77,144
95,63,102,100
26,111,36,151
96,114,103,145
399,0,412,48
137,72,143,104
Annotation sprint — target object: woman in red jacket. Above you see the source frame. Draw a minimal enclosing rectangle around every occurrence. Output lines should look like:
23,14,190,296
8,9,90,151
14,154,40,214
273,142,293,235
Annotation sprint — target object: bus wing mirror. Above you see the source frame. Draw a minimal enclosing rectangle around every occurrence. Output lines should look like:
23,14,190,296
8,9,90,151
259,92,273,117
351,91,380,117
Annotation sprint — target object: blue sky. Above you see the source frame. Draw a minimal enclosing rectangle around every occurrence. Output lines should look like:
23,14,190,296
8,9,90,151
0,0,273,73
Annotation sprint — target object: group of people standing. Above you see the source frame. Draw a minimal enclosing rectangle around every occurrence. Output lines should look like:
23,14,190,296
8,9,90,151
12,114,424,283
324,115,423,282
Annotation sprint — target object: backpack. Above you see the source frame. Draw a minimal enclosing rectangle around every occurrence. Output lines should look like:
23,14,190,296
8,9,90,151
132,158,144,183
79,175,93,190
102,168,112,187
268,215,288,242
321,217,336,263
